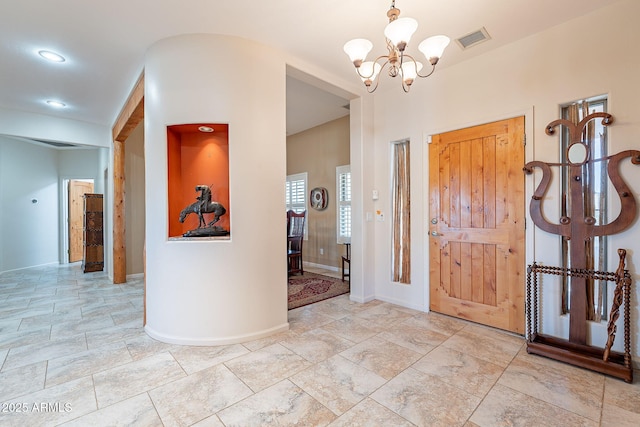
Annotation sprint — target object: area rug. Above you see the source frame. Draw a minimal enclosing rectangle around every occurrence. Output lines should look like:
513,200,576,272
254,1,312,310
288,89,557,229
288,272,350,310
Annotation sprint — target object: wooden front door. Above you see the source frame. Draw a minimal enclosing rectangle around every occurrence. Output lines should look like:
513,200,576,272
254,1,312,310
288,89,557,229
429,117,525,334
68,180,94,262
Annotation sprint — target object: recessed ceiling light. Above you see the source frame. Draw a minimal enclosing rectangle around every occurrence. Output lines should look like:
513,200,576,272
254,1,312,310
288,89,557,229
38,50,66,63
198,126,214,132
46,100,66,108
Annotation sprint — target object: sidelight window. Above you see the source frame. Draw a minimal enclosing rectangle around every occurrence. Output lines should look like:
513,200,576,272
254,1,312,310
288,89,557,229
560,97,608,321
391,140,410,284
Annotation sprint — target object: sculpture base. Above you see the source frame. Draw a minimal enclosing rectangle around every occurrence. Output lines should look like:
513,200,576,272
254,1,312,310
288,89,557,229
183,226,230,237
527,333,633,383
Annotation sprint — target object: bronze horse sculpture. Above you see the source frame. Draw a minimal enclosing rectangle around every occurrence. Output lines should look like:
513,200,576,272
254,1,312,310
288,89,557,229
179,185,227,229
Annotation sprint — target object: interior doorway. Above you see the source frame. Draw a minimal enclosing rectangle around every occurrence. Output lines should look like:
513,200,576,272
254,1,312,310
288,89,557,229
285,69,352,276
67,179,94,263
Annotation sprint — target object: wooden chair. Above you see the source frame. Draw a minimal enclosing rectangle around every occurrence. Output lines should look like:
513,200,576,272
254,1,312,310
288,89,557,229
342,243,350,282
287,210,306,276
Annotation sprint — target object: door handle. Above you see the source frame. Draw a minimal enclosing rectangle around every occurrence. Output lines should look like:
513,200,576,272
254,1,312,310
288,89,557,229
431,231,440,237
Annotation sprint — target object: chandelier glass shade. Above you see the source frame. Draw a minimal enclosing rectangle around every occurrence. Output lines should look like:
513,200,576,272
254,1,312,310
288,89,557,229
343,1,450,92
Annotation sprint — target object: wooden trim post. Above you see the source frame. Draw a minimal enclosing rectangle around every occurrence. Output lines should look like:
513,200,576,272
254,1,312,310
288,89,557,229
111,73,145,284
113,140,126,283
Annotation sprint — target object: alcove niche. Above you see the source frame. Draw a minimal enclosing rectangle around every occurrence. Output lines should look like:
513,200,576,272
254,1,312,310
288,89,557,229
144,33,288,346
167,123,230,239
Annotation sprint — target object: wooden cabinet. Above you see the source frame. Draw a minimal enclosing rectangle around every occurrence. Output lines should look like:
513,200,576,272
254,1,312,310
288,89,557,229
82,194,104,273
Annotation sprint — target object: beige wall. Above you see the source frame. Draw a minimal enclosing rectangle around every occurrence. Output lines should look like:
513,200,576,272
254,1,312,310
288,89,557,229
144,34,290,344
125,123,145,275
287,115,350,269
366,0,640,359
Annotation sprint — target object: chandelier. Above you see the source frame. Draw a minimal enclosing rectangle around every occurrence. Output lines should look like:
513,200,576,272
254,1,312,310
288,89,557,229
343,0,450,93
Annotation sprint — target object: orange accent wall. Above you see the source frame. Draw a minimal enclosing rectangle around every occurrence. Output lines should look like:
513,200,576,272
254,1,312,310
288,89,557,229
167,124,230,238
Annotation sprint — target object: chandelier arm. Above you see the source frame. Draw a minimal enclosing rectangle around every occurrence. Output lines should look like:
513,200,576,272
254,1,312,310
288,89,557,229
416,63,437,79
399,52,413,69
399,53,437,79
366,58,386,92
367,79,380,93
354,55,390,80
386,38,395,51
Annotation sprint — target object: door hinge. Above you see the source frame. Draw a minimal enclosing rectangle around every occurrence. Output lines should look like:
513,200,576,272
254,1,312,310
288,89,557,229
523,133,526,145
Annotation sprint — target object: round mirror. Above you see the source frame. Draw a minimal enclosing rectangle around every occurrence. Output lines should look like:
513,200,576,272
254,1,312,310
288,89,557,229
567,142,588,165
310,187,328,210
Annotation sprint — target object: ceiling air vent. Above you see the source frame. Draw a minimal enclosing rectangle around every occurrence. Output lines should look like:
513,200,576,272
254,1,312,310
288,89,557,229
32,139,77,148
456,27,491,50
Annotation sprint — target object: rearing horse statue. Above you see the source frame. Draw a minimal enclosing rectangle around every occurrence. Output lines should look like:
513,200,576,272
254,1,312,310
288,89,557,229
179,185,227,228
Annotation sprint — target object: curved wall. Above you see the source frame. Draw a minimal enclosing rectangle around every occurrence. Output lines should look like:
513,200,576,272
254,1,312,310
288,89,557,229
144,34,289,344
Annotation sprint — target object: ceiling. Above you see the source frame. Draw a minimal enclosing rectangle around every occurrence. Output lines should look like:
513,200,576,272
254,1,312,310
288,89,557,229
0,0,621,138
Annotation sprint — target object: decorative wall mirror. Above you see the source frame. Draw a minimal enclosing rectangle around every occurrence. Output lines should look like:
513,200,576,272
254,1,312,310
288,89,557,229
310,187,328,210
567,142,588,165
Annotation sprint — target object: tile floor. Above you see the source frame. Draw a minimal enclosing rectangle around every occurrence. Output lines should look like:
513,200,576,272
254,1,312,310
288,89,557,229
1,263,639,426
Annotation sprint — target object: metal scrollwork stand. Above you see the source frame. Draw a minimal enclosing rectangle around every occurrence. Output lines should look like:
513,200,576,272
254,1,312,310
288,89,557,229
523,112,640,382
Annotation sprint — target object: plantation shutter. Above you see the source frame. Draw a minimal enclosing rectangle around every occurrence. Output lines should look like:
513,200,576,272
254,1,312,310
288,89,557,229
337,165,351,244
286,173,307,213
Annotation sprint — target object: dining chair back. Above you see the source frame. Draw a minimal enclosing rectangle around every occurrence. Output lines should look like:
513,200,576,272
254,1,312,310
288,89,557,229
287,210,306,275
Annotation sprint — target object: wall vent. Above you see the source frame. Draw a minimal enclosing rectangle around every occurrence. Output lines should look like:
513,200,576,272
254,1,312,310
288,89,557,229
456,27,491,50
32,139,77,148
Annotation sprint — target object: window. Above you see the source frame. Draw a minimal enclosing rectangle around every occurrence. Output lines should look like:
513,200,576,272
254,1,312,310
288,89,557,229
286,172,308,237
285,172,307,213
391,140,410,284
560,97,608,321
336,165,351,244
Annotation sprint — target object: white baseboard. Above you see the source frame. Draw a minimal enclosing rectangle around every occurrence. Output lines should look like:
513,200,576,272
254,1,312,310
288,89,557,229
303,261,339,272
144,322,290,346
0,261,59,276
